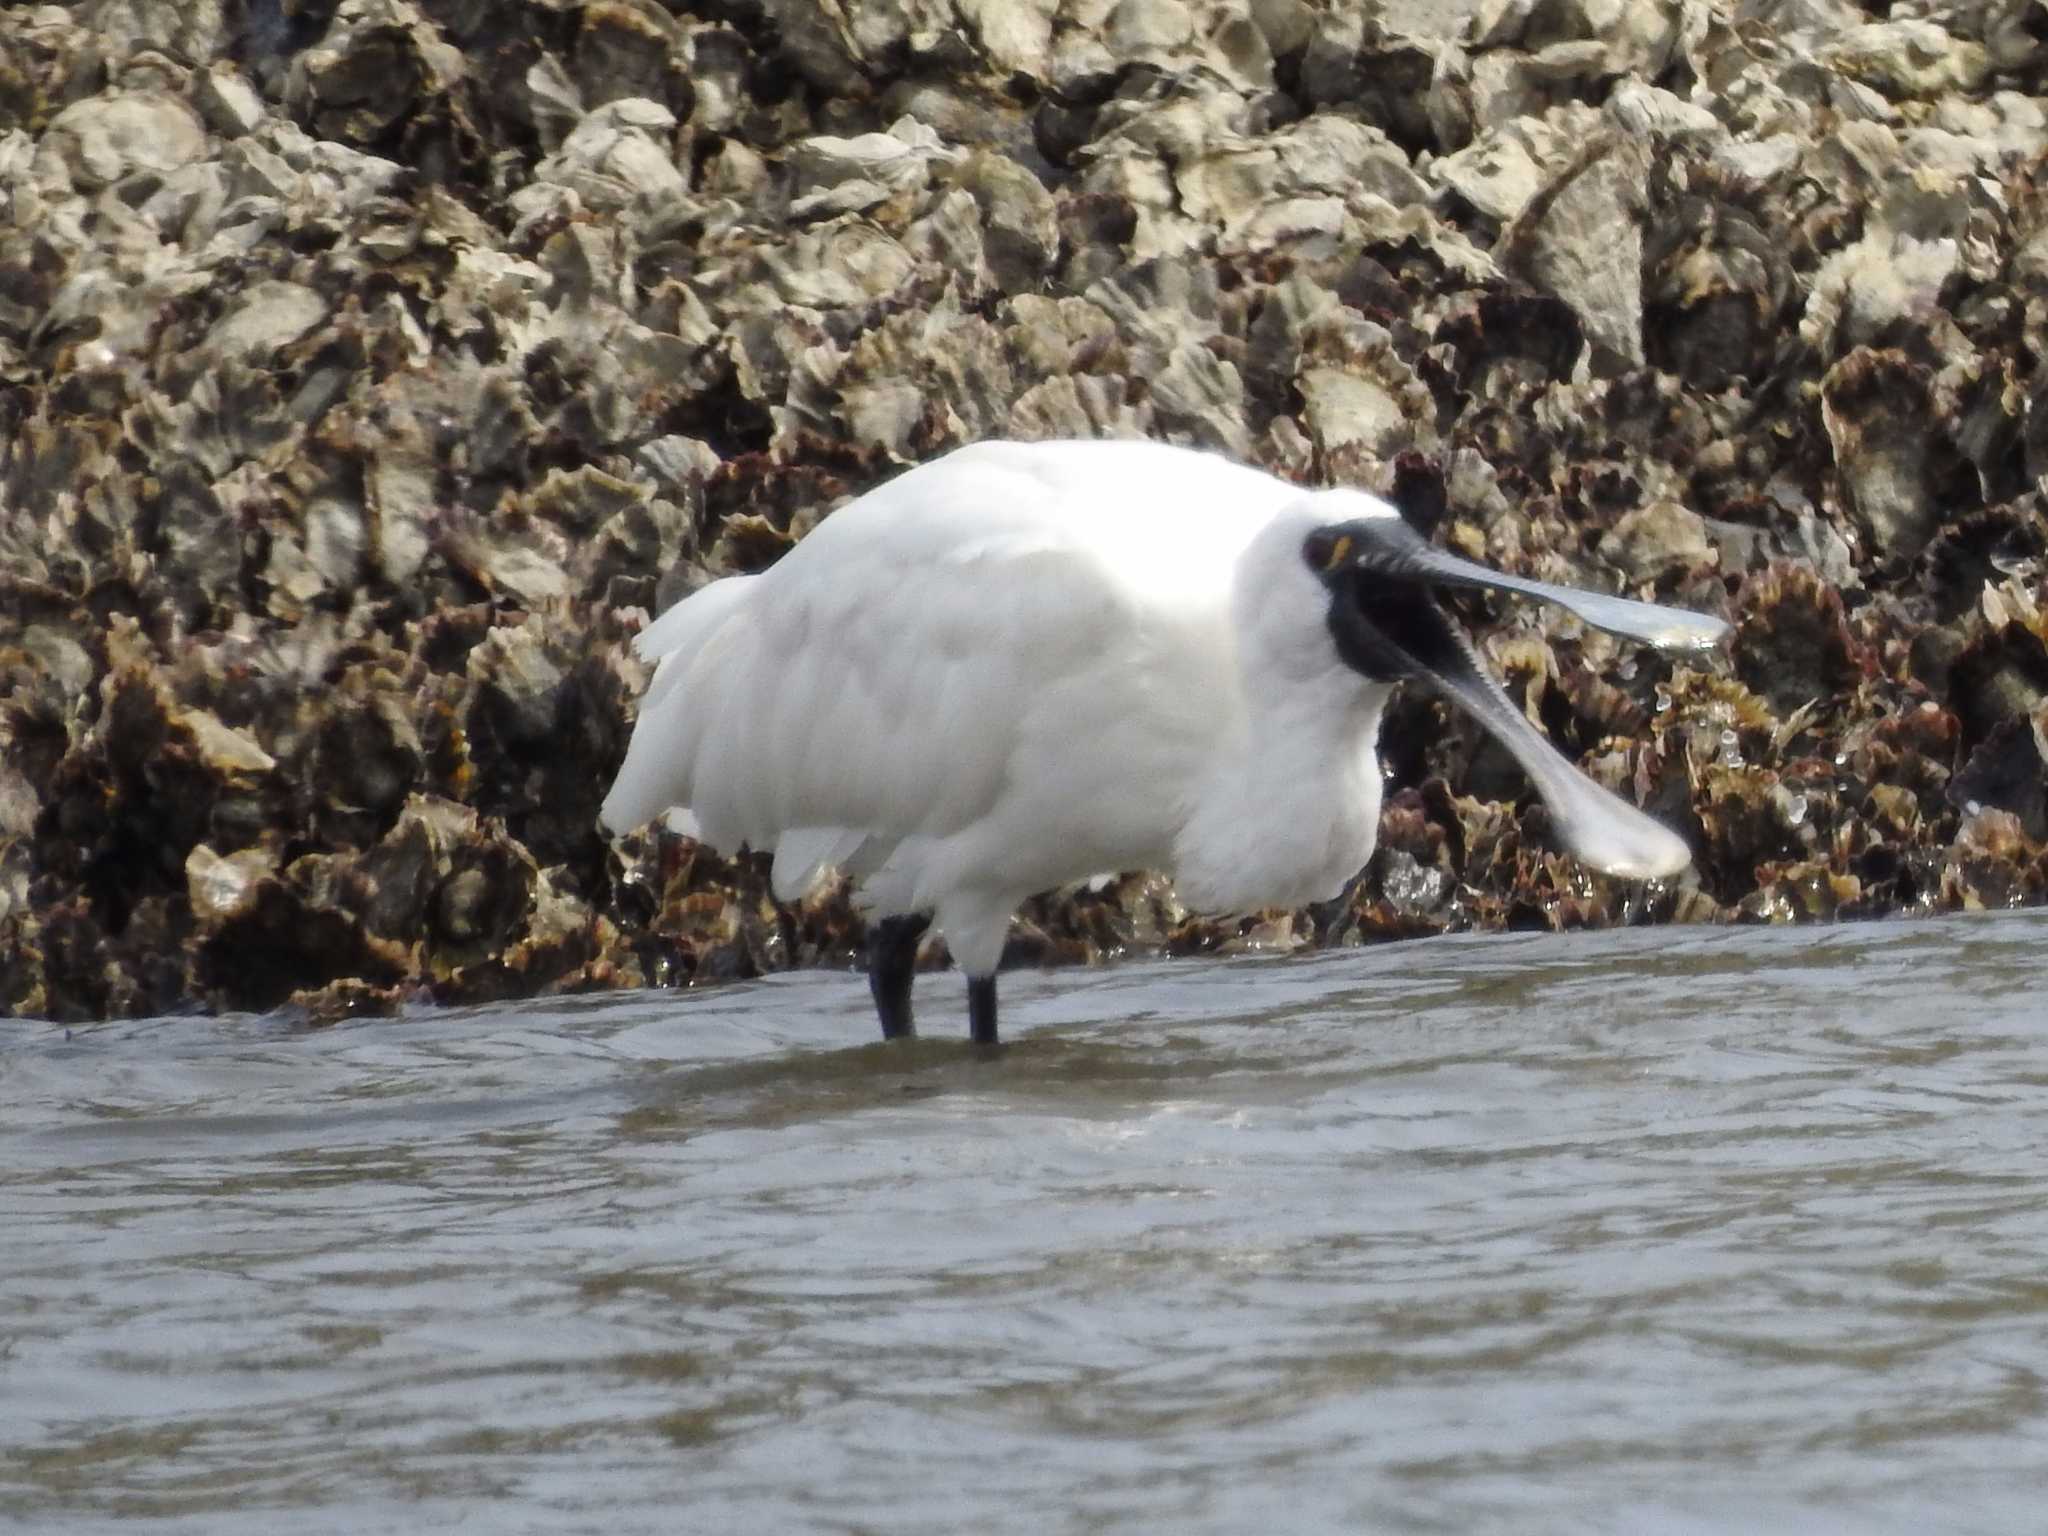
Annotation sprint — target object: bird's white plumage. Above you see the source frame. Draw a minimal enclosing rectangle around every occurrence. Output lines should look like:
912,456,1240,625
601,439,1702,982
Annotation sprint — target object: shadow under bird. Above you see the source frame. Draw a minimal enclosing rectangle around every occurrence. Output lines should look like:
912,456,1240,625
601,439,1730,1046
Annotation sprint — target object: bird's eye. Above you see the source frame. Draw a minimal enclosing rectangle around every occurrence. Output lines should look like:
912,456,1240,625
1302,530,1352,574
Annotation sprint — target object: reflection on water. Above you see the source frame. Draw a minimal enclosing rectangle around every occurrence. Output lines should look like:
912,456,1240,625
6,912,2048,1532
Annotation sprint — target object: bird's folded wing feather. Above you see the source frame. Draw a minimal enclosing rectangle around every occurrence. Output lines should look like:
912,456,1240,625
602,450,1206,858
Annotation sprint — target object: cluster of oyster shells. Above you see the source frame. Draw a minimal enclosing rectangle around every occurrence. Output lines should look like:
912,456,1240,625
7,0,2048,1020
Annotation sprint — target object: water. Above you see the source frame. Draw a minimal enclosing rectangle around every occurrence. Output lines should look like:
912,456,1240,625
6,910,2048,1533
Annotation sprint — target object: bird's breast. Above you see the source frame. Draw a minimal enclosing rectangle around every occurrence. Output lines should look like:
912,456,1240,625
1169,685,1391,915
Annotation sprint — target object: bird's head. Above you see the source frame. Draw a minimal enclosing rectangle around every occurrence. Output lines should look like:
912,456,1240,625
1298,492,1731,880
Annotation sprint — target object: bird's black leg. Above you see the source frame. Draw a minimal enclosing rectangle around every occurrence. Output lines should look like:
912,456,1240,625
968,974,998,1047
867,914,930,1040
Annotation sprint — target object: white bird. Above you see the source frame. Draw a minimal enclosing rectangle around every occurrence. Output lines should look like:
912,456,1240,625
601,439,1728,1045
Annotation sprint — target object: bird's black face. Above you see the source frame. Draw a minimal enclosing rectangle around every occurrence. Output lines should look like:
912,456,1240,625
1296,509,1726,882
1304,520,1481,688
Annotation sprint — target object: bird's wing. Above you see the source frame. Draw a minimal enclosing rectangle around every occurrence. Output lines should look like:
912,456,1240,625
599,575,759,834
607,444,1248,868
689,534,1138,855
769,827,878,900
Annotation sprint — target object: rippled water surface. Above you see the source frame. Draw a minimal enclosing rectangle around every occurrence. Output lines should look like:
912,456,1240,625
8,911,2048,1533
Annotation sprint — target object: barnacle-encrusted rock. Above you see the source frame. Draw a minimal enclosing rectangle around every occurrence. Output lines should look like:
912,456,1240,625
1732,563,1869,718
1498,131,1651,368
1600,500,1716,586
1940,807,2048,910
7,0,2048,1020
1820,346,1949,562
1949,703,2048,840
1641,153,1794,391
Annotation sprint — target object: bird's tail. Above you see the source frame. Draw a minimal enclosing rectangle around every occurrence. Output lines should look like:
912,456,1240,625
599,576,759,834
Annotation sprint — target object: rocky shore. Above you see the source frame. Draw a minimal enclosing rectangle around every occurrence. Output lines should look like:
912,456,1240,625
5,0,2048,1023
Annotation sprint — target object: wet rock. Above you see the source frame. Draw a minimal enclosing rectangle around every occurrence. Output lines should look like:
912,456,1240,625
1949,705,2048,841
1290,299,1436,460
531,97,685,214
206,279,328,360
193,65,265,137
1823,20,1988,102
430,842,533,970
1820,348,1945,562
1803,233,1962,365
1949,595,2048,754
191,856,409,1013
953,150,1058,294
1940,807,2047,911
1732,564,1870,719
309,685,423,844
790,117,959,218
1600,500,1715,586
35,90,206,190
1498,131,1650,369
1918,498,2048,621
184,841,278,927
288,0,466,151
1738,858,1865,923
1640,155,1794,391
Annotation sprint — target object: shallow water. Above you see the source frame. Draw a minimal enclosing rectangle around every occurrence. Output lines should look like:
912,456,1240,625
6,910,2048,1533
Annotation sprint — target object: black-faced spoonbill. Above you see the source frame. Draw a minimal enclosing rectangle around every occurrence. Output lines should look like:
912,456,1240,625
600,439,1729,1045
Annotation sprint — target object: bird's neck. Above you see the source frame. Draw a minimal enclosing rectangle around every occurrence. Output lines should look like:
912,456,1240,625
1172,673,1391,915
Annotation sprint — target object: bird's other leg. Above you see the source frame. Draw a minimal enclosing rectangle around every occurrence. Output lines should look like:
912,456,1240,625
867,914,931,1040
967,974,998,1047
